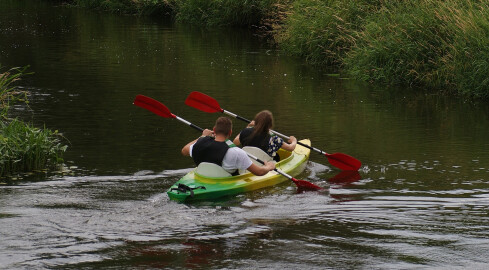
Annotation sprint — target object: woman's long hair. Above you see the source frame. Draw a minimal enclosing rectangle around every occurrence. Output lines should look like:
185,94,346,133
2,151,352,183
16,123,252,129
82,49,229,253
250,110,274,140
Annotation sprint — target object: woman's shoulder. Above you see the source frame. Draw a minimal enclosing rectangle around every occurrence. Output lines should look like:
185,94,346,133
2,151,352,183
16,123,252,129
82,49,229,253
239,127,254,135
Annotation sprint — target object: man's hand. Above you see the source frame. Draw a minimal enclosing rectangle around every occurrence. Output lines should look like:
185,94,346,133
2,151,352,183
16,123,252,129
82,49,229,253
247,160,276,176
202,129,214,137
264,161,276,171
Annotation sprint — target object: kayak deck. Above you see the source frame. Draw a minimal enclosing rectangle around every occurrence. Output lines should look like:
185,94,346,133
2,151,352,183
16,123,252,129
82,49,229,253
167,139,311,202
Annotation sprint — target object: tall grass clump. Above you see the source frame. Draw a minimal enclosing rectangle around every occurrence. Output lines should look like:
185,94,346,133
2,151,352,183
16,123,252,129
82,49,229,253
277,0,382,66
0,66,29,118
344,0,489,98
1,66,68,177
449,1,489,98
0,119,67,177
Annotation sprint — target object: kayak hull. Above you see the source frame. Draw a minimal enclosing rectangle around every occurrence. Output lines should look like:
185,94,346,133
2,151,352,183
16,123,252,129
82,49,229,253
167,139,311,202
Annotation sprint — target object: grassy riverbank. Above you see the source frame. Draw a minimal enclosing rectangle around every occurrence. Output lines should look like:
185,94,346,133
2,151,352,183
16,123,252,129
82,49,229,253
0,66,67,177
67,0,489,99
279,0,489,99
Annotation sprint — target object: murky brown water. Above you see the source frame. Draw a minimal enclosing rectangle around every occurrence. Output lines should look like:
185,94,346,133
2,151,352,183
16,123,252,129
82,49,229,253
1,1,489,269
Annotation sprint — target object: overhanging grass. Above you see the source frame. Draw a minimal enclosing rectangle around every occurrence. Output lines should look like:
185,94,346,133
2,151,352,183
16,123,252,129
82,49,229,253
0,119,67,177
344,0,489,98
279,0,489,98
277,0,380,66
1,66,29,118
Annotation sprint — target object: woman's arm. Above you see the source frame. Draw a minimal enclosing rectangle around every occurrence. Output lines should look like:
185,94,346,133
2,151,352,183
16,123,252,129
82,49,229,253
233,134,241,146
280,136,297,151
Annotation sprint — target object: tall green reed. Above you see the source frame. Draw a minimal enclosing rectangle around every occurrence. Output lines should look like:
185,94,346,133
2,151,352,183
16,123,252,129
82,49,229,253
276,0,489,98
0,66,29,119
0,119,67,177
344,0,489,98
277,0,381,66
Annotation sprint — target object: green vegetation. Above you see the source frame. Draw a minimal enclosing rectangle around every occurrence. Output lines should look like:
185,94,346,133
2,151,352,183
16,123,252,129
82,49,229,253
0,119,67,177
66,0,489,98
0,66,29,118
277,0,378,66
0,66,67,177
281,0,489,98
343,0,489,98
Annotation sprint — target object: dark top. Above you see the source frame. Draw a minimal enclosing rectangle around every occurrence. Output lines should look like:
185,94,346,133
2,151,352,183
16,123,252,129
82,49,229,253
191,136,230,166
239,128,284,161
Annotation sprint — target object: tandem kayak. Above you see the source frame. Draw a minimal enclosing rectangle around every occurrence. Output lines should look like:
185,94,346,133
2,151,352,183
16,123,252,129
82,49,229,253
167,139,312,202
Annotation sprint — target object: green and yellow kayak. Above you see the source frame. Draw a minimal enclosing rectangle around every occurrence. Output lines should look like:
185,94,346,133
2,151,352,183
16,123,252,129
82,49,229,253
167,139,311,202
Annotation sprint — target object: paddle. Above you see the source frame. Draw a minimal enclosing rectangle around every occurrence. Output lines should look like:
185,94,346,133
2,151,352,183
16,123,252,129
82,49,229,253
133,95,322,191
185,91,362,171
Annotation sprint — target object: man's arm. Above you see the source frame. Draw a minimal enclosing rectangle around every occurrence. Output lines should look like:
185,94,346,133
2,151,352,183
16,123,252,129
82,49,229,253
247,161,276,176
181,129,213,156
181,139,197,156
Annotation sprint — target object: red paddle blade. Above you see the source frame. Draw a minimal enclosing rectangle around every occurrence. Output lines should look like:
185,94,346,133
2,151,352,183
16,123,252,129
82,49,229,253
291,177,322,191
185,91,223,113
326,153,362,171
134,95,176,118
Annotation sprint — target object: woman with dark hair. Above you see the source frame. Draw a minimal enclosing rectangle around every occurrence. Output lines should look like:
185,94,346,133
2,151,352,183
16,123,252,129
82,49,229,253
233,110,297,161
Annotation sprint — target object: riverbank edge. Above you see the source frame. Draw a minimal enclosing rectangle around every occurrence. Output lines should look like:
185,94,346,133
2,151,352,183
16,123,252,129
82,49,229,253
61,0,488,100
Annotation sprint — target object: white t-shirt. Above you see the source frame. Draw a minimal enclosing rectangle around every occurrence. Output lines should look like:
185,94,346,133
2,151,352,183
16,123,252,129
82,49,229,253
190,143,252,173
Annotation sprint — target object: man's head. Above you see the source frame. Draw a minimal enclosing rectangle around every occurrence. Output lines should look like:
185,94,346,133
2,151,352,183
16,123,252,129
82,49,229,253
213,117,232,137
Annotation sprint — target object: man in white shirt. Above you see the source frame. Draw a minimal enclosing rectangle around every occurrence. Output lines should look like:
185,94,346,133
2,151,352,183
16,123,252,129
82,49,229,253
182,117,275,176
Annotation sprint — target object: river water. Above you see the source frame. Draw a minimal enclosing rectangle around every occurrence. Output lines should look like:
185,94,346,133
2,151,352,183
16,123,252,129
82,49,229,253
1,1,489,269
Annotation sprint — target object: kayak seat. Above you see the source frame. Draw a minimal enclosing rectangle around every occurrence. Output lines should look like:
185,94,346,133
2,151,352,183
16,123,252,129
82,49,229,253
239,147,273,174
243,146,273,163
195,162,232,177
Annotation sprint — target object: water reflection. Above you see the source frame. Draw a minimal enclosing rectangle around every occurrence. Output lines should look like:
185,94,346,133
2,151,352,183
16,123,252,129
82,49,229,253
328,170,362,185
